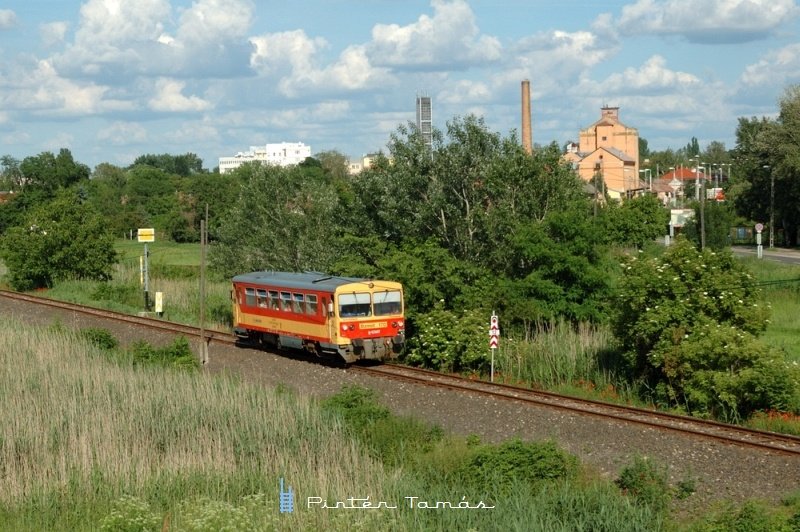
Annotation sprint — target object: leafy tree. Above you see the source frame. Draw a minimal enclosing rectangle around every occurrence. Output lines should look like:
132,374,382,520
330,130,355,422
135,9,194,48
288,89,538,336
732,85,800,246
682,199,735,250
0,191,117,290
19,149,89,194
613,238,798,418
210,163,341,276
131,153,204,176
601,194,669,249
0,155,22,191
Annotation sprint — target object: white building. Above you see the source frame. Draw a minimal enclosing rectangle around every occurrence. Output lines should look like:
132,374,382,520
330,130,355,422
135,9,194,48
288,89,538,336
219,142,311,174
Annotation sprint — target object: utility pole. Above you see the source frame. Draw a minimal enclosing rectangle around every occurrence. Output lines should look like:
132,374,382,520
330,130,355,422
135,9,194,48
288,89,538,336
764,165,774,248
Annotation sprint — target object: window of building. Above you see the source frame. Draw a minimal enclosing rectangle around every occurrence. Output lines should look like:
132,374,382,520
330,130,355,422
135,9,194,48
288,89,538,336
245,287,256,307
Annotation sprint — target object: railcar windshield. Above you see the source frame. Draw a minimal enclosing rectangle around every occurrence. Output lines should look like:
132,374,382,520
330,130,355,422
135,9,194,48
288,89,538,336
339,292,371,317
374,290,402,316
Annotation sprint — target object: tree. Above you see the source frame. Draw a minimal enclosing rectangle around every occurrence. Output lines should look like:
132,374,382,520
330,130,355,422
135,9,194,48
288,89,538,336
613,238,798,418
210,163,341,276
19,149,89,194
132,153,204,176
0,191,117,290
0,155,22,191
601,194,669,249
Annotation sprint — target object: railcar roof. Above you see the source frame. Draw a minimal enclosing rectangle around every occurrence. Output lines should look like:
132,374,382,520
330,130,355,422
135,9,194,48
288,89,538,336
232,271,370,292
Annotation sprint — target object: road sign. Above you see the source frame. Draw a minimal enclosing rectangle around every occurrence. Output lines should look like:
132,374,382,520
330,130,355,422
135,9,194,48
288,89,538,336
137,228,155,242
755,223,764,233
489,336,498,349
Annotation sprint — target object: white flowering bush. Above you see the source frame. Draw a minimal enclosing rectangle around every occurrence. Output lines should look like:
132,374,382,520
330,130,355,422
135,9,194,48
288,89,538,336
404,306,487,372
613,238,799,418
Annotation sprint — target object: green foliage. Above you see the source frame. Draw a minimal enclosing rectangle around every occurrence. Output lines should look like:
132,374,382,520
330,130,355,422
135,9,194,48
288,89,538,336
210,164,342,276
601,194,670,249
321,386,443,466
404,305,487,372
614,238,800,418
321,385,391,431
683,200,736,251
128,336,198,370
455,439,577,494
692,500,793,532
615,456,670,513
79,328,119,351
0,191,118,290
99,495,161,532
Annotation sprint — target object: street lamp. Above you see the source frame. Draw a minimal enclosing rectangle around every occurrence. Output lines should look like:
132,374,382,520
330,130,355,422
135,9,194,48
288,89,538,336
639,168,652,192
764,165,774,248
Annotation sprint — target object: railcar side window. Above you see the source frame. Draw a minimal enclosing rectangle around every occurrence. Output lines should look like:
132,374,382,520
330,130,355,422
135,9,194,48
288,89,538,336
269,290,279,310
339,292,371,317
245,287,256,307
306,294,318,315
293,293,304,313
281,292,292,311
374,290,402,316
256,289,268,308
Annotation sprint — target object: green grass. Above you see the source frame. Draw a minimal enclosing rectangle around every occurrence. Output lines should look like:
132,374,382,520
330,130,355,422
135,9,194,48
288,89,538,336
0,319,676,531
738,256,800,361
115,239,202,267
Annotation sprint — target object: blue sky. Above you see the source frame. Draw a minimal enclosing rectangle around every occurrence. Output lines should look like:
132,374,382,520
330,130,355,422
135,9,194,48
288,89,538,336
1,0,798,170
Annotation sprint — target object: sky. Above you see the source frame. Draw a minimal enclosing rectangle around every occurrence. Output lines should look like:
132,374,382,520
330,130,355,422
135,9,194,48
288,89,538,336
0,0,799,171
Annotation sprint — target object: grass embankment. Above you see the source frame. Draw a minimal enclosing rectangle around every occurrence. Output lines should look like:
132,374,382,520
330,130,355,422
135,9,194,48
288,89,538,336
0,319,680,530
43,240,232,331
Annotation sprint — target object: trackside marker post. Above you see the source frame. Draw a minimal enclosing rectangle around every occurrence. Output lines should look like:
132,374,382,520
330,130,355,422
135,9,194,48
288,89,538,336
489,312,499,382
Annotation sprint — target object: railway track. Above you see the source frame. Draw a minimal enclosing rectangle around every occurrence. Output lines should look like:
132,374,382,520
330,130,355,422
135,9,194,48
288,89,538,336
3,289,800,457
353,364,800,457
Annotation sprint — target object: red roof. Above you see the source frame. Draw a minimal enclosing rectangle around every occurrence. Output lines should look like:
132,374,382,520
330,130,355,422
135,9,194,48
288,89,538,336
659,167,705,182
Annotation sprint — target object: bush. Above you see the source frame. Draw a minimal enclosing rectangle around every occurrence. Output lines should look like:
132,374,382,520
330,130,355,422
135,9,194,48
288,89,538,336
128,336,198,370
99,495,161,532
615,456,670,513
80,327,119,351
403,306,487,372
613,238,800,418
456,439,577,494
321,386,443,466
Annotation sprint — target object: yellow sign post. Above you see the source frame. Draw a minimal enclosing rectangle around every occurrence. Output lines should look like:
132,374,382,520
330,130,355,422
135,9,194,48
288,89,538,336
137,228,155,310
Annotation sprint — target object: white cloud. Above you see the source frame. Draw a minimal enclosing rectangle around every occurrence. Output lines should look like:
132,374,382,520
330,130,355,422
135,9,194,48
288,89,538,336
591,55,700,93
617,0,799,43
438,80,492,105
1,59,132,115
250,31,393,96
148,78,211,112
741,44,800,87
0,9,17,30
55,0,253,80
176,0,253,44
40,22,69,48
368,0,501,70
98,121,148,145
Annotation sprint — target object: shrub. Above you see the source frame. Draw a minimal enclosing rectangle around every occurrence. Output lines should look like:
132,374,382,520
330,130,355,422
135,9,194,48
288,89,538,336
456,439,577,493
615,456,670,513
99,495,161,532
80,327,119,351
403,306,487,372
128,336,198,370
613,238,800,418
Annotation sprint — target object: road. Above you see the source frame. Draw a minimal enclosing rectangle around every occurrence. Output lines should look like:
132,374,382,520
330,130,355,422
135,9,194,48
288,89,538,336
732,246,800,266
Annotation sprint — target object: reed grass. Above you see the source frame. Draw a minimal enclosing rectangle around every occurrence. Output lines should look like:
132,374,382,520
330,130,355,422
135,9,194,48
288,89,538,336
0,318,402,530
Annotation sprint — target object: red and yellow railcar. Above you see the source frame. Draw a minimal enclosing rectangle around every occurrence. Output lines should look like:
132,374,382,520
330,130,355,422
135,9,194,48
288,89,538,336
232,271,405,364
